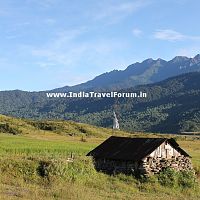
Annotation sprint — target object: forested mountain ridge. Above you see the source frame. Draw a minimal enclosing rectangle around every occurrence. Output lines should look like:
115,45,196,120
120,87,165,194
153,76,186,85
0,72,200,133
53,54,200,92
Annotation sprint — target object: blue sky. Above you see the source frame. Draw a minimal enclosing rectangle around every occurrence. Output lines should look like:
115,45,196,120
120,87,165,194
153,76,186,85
0,0,200,91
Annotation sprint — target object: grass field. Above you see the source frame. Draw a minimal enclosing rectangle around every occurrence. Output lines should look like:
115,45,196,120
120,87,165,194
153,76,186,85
0,115,200,200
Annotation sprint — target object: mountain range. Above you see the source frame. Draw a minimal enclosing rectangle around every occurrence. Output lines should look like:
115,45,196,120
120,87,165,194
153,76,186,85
0,54,200,133
54,54,200,92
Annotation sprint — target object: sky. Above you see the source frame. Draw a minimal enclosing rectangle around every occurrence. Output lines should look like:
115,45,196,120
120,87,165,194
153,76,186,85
0,0,200,91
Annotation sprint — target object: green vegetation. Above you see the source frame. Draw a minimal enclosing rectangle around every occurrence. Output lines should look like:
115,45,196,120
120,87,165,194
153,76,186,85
0,72,200,133
0,115,200,199
0,114,129,138
156,168,197,188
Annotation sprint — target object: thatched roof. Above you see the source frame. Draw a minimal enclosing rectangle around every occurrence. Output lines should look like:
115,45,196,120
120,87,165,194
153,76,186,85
87,136,190,161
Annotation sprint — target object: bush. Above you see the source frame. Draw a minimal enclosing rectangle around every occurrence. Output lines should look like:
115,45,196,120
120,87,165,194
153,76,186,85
37,157,96,182
38,159,69,178
177,170,196,188
0,122,22,135
0,158,39,181
157,168,177,187
157,168,197,189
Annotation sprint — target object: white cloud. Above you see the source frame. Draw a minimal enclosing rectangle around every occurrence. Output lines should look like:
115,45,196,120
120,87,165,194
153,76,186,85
35,61,57,69
132,28,143,37
154,29,185,41
25,27,128,74
29,36,129,85
92,0,151,24
154,29,200,41
30,28,89,67
53,28,87,49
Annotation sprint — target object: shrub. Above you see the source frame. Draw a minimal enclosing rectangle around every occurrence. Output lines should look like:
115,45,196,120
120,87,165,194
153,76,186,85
38,159,71,179
0,158,39,181
177,170,196,188
157,168,177,187
37,157,96,182
157,168,197,189
0,123,22,135
29,121,63,132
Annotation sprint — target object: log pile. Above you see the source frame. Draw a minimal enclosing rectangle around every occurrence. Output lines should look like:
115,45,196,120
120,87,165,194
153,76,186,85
139,155,193,176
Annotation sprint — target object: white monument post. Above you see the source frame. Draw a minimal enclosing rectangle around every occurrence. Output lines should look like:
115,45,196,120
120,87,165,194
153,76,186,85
113,111,120,130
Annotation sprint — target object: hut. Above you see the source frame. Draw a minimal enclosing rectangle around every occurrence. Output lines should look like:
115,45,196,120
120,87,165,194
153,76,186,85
87,136,192,176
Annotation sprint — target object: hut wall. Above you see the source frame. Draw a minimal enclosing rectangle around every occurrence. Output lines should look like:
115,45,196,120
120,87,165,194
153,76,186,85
140,155,193,176
93,141,192,176
139,141,193,175
148,142,181,159
94,159,139,174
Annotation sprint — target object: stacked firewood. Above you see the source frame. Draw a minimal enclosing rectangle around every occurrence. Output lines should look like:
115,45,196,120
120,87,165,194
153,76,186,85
139,156,193,176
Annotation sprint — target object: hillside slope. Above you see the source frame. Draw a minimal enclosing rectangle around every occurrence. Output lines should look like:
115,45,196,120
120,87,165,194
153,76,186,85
58,72,200,133
0,118,199,200
0,72,200,133
0,114,126,137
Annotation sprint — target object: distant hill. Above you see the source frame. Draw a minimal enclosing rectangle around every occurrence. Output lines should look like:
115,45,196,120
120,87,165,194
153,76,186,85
0,72,200,133
47,72,200,133
54,54,200,92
